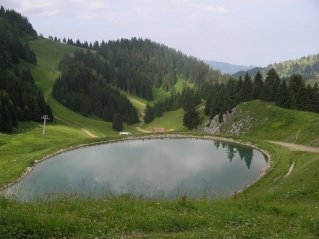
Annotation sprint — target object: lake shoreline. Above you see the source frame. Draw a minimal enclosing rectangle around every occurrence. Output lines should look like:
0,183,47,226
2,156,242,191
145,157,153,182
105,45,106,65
1,134,271,195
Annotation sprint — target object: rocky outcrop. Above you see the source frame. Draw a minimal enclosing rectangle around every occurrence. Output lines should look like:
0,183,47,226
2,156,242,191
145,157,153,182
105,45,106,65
199,105,255,135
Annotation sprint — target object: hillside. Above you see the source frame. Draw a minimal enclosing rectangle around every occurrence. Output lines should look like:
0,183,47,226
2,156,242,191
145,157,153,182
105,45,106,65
1,5,319,238
29,38,126,136
0,7,53,133
200,100,319,146
2,37,319,237
233,54,319,84
205,60,258,74
1,100,319,238
53,37,230,97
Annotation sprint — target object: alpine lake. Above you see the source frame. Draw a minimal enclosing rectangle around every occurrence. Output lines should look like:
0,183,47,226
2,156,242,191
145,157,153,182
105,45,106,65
4,138,268,201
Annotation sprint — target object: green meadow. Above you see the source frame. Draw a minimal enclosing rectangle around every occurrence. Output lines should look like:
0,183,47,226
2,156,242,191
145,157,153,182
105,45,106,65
0,39,319,238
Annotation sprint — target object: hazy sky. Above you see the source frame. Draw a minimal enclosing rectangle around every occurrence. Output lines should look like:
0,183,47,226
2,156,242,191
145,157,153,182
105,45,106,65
2,0,319,66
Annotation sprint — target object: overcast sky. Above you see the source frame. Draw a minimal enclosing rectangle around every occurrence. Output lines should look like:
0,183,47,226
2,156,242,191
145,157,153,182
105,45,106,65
2,0,319,66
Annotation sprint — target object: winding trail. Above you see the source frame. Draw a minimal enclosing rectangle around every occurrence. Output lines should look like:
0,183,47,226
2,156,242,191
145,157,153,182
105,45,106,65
267,140,319,178
266,141,319,153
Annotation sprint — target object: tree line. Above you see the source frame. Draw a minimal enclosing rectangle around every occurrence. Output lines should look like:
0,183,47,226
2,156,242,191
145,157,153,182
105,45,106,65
49,36,230,98
51,36,231,129
204,68,319,122
0,6,53,133
52,52,139,129
0,6,37,69
54,39,319,130
144,68,319,130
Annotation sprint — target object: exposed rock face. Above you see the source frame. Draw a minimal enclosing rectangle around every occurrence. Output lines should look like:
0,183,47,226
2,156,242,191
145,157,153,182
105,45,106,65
199,105,254,135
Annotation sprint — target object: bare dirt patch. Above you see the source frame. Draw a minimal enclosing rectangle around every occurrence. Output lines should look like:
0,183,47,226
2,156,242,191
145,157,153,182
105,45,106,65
81,128,98,138
136,127,151,133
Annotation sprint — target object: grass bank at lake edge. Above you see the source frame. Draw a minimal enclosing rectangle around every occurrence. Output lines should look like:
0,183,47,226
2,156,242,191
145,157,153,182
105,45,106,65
1,130,319,238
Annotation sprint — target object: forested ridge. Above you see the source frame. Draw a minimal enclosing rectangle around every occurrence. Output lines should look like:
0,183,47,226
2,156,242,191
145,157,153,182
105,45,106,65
52,37,229,127
233,54,319,83
52,37,319,130
0,6,53,133
54,37,230,96
204,69,319,122
53,51,139,129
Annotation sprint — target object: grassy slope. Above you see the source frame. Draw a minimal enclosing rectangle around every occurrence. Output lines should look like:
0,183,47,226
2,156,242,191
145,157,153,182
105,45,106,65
1,40,319,238
143,108,188,132
221,100,319,146
0,38,185,185
29,38,133,137
29,38,78,94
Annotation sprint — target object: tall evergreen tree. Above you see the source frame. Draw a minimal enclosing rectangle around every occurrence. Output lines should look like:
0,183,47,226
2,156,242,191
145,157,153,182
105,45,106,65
260,68,280,101
312,83,319,113
183,109,200,130
238,73,253,102
288,74,306,110
182,87,200,129
275,80,291,108
112,113,123,131
252,71,263,99
0,91,15,132
144,104,155,124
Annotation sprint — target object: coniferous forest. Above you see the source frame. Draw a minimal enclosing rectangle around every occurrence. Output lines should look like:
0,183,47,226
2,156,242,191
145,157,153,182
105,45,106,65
52,51,139,127
63,37,229,94
52,38,229,128
0,6,53,133
203,69,319,122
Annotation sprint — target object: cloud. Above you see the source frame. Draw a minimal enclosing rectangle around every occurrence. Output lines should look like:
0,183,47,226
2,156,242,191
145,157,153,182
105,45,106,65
2,0,65,17
206,5,228,14
139,0,228,14
71,0,109,10
2,0,110,18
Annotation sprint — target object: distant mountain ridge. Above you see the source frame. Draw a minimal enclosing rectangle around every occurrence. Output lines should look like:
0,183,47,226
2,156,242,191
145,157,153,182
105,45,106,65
232,54,319,84
204,60,258,74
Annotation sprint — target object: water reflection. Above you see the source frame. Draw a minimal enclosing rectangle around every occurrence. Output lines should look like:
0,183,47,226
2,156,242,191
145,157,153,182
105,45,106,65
3,139,267,200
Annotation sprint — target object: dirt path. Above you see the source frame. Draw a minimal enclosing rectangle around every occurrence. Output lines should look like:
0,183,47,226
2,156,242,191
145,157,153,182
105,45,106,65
81,128,98,138
136,127,151,133
131,98,146,107
54,115,98,138
285,161,295,178
267,141,319,153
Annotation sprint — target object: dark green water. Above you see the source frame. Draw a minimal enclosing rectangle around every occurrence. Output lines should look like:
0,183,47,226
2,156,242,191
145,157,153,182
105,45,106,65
4,138,268,200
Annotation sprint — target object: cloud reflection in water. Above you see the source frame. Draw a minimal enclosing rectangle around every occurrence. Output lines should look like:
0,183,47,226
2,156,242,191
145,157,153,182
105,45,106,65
5,139,267,200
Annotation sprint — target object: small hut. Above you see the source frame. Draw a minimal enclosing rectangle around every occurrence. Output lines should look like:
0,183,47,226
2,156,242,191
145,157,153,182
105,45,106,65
153,127,165,133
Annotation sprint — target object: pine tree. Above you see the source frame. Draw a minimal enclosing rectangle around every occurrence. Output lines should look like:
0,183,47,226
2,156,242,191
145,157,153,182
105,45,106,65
275,80,291,108
288,74,306,110
1,106,13,133
0,91,16,132
238,73,253,102
23,105,31,121
259,68,280,102
183,109,200,130
144,104,155,124
182,87,200,129
312,83,319,113
112,113,123,131
252,71,263,99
